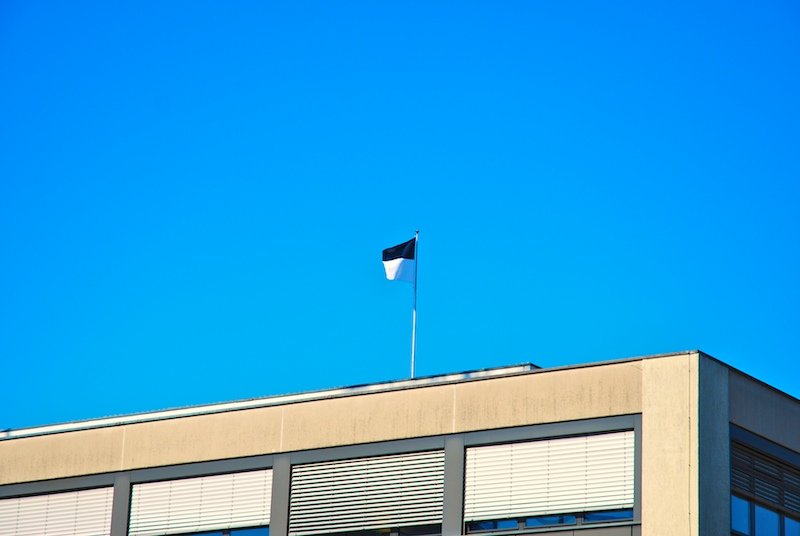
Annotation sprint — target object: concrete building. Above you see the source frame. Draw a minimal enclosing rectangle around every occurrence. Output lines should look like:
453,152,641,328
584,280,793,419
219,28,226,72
1,350,798,536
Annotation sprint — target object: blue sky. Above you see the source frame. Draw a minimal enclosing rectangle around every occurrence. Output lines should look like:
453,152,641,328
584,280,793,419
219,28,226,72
1,1,798,430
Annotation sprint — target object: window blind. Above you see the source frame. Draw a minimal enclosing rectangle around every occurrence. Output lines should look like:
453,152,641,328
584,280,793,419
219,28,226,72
128,469,272,536
732,442,800,516
289,450,445,536
464,430,635,521
0,487,113,536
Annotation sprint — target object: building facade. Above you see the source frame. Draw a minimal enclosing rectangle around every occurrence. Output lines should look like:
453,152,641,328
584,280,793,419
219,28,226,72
1,351,798,536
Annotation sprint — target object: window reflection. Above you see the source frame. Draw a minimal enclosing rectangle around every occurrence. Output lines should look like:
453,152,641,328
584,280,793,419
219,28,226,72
173,528,269,536
732,495,751,534
755,505,780,535
785,517,800,536
584,509,634,522
524,514,576,527
466,508,632,533
731,494,800,536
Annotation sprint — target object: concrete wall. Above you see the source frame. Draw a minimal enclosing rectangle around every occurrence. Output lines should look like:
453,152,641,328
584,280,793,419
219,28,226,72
729,369,800,453
640,352,730,536
0,361,642,485
697,356,731,536
641,354,694,536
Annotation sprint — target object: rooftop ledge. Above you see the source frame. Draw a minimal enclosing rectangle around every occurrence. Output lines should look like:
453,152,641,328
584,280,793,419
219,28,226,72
8,350,746,442
1,363,542,441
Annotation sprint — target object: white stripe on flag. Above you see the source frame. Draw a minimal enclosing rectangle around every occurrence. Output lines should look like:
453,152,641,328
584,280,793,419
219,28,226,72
383,257,416,283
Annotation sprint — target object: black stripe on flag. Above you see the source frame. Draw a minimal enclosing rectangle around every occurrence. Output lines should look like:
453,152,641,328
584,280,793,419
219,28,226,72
382,238,416,261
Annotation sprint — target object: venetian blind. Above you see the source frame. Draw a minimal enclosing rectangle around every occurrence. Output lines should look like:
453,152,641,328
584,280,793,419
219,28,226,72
0,487,113,536
464,430,635,521
289,450,445,535
732,442,800,516
128,469,272,536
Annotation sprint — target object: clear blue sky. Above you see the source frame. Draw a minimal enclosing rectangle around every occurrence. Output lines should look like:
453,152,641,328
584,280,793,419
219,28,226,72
1,1,798,430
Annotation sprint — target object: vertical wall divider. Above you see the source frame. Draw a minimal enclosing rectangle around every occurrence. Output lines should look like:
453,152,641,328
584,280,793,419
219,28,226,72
110,473,131,536
632,414,645,536
442,435,466,536
270,454,292,536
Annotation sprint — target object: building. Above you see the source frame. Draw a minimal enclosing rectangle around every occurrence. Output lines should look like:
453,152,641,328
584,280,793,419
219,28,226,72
1,350,798,536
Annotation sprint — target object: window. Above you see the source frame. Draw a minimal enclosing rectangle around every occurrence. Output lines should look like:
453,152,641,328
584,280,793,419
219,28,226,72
467,520,520,531
128,469,272,536
466,510,631,532
172,529,269,536
234,529,270,536
584,510,634,523
786,517,800,536
756,506,780,535
732,442,800,519
289,450,445,536
732,495,752,534
731,438,800,536
732,495,800,536
0,487,114,536
463,430,635,531
525,515,577,528
297,525,441,536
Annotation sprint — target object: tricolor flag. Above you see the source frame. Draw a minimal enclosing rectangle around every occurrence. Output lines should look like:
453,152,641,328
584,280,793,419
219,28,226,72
382,237,416,284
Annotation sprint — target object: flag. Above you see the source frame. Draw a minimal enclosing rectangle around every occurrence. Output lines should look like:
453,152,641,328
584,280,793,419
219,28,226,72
382,237,416,283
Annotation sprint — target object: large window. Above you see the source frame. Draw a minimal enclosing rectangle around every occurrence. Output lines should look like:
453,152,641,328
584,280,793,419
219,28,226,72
0,487,114,536
731,437,800,536
128,469,272,536
289,450,445,536
463,430,635,531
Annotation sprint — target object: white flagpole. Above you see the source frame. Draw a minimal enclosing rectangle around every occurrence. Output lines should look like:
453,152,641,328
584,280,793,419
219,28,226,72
411,230,419,378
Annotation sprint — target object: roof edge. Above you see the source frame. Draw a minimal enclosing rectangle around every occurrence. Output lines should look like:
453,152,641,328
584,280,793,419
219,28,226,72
13,348,790,442
1,363,537,441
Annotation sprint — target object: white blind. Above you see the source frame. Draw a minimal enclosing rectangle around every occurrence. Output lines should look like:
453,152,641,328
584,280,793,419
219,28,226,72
464,430,635,521
289,450,445,536
129,469,272,536
0,487,113,536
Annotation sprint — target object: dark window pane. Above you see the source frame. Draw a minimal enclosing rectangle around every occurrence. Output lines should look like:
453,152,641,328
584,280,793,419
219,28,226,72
786,516,800,536
397,524,442,536
466,519,516,532
755,505,779,536
466,521,496,532
525,515,576,527
584,509,634,522
731,495,751,534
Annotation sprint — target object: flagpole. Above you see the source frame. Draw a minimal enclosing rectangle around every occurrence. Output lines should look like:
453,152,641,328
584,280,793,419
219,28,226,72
410,230,419,378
